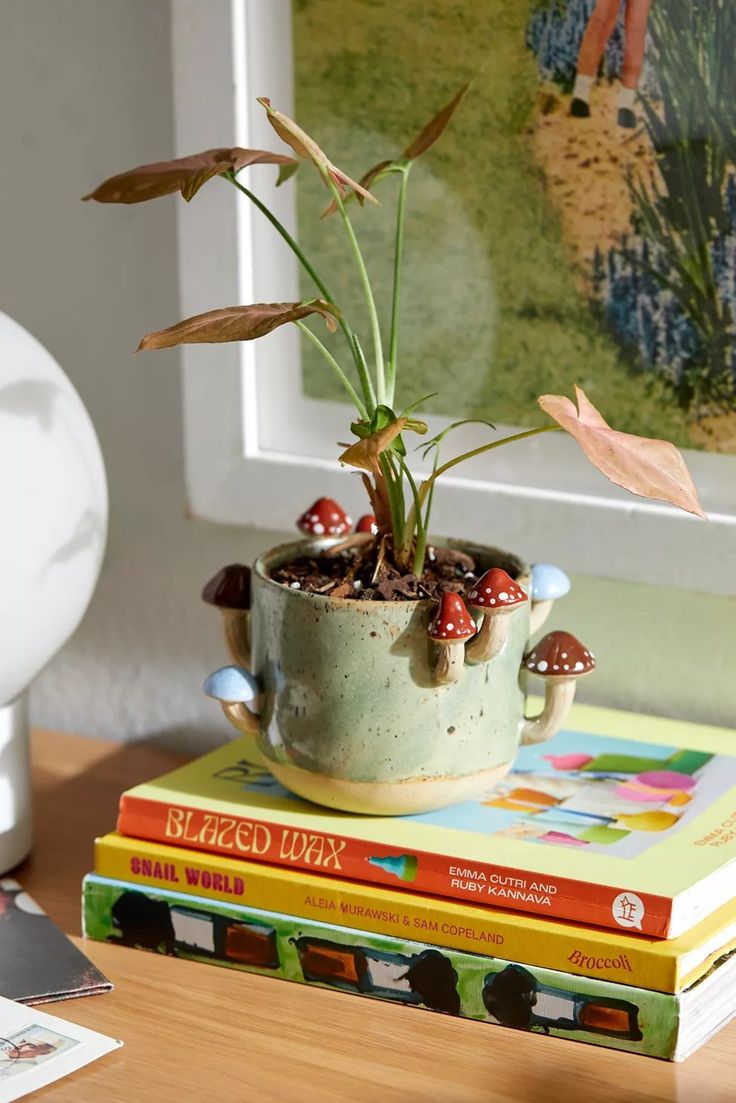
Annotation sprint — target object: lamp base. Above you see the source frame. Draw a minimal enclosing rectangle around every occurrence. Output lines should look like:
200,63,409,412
0,694,32,875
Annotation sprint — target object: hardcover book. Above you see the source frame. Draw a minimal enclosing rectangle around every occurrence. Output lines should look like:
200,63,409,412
95,831,736,993
82,873,736,1062
117,704,736,937
0,879,111,1005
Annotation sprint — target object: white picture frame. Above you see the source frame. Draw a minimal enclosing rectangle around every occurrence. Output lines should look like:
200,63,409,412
171,0,736,595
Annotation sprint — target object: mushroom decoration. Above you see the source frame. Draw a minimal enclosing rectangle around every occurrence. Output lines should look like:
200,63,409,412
465,568,527,663
529,563,571,635
204,664,261,737
202,563,252,667
355,513,378,535
427,592,476,685
521,631,595,745
296,497,352,537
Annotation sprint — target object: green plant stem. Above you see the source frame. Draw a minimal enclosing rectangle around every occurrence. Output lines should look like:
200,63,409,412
351,334,377,410
387,165,411,406
294,322,368,419
227,174,375,413
379,453,404,544
397,456,425,575
417,425,562,506
324,175,386,405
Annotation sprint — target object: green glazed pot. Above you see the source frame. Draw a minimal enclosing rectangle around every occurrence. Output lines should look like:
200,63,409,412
207,537,578,815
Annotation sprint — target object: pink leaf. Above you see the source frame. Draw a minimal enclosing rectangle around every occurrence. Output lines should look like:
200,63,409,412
538,386,706,518
257,98,378,207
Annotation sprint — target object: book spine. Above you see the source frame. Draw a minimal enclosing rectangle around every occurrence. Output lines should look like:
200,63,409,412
117,794,674,937
82,872,680,1060
96,834,680,991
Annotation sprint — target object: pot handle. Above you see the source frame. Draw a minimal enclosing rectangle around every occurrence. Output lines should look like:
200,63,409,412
203,665,264,761
520,678,577,746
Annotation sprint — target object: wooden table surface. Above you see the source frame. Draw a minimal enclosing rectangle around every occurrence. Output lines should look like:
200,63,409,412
14,730,735,1102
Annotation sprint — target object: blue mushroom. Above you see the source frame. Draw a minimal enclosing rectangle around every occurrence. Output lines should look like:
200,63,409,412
203,664,260,704
530,563,571,602
529,564,571,635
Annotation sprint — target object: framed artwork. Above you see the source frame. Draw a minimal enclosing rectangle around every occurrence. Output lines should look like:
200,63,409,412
171,0,736,592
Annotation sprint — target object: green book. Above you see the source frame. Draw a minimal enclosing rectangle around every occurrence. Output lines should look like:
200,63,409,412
83,873,736,1061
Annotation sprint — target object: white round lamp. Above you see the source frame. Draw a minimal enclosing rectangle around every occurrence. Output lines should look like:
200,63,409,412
0,311,108,874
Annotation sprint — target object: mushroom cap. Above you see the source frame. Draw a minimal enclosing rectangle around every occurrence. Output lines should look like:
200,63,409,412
467,568,527,612
201,563,251,610
203,664,260,703
524,631,595,678
530,563,571,602
297,497,352,536
355,513,378,535
428,592,476,643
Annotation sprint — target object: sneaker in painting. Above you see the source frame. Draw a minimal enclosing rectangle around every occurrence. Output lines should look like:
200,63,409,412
570,97,591,118
617,107,637,129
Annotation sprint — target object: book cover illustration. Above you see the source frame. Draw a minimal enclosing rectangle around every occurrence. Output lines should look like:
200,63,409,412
243,730,733,862
0,879,111,1005
118,706,736,936
96,831,736,993
83,873,692,1060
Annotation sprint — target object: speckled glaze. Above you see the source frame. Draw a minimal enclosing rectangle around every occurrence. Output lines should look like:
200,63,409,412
247,537,532,813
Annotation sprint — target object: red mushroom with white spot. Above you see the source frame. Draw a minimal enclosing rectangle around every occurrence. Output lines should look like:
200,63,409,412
296,497,352,537
465,568,528,663
521,630,596,745
355,513,378,535
427,591,476,685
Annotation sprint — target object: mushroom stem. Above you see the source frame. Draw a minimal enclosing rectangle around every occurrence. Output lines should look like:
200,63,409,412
323,531,375,557
520,678,576,746
433,643,465,686
466,614,511,663
222,609,251,667
529,598,554,637
221,700,260,737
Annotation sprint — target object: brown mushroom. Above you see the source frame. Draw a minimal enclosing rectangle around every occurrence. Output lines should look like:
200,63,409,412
465,568,527,663
521,631,595,745
202,564,251,667
427,592,476,685
296,497,352,536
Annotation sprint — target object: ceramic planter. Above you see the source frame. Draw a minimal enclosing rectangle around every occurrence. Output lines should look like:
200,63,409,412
204,537,585,815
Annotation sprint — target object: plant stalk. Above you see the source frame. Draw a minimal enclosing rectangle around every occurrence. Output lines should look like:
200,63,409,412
387,165,412,406
295,322,368,418
324,174,386,405
417,425,561,506
227,174,375,413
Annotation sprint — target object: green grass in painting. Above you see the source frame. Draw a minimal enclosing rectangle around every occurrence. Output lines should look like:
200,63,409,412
291,0,691,445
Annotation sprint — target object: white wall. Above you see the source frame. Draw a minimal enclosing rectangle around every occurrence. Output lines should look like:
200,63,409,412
1,1,733,750
0,0,277,751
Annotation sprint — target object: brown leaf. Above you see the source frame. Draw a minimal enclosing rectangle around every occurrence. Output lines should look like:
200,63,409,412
83,148,296,204
322,84,468,217
339,418,409,475
402,83,469,160
538,386,706,518
138,301,340,351
322,160,395,217
258,98,378,207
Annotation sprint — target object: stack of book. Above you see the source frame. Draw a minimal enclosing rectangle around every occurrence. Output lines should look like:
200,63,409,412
82,704,736,1060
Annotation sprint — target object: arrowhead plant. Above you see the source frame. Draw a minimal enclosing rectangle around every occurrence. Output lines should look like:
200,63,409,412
86,87,705,578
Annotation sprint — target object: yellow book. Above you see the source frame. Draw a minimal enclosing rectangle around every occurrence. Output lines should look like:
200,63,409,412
95,831,736,994
117,703,736,938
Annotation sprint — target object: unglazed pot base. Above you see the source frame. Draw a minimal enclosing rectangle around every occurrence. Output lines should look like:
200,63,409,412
268,759,515,816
